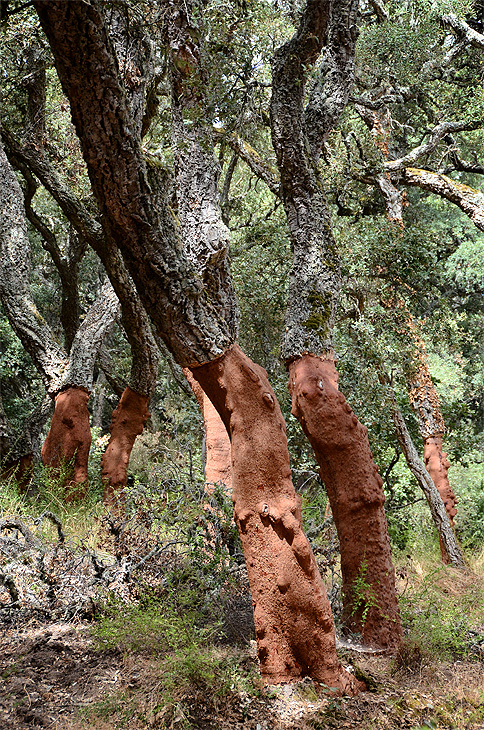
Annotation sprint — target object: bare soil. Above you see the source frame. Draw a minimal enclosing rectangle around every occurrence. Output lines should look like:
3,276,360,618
1,617,483,730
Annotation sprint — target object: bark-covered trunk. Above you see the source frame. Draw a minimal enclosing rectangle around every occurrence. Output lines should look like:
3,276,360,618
0,137,66,391
34,0,360,689
0,392,53,491
289,356,402,648
387,386,465,568
409,355,458,524
269,0,401,648
192,345,360,690
409,338,458,562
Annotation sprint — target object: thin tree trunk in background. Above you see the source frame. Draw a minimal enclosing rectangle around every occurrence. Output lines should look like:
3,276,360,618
409,331,458,563
387,385,465,568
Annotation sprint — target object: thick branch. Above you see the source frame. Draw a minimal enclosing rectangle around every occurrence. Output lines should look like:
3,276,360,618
442,13,484,50
34,0,235,366
402,167,484,232
0,138,66,389
385,120,484,173
304,0,359,160
220,132,280,197
60,280,120,393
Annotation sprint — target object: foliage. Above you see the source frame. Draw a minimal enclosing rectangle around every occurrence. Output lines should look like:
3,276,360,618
349,559,379,629
398,564,484,661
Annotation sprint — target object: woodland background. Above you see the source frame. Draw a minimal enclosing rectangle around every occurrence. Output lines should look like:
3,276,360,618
1,0,484,728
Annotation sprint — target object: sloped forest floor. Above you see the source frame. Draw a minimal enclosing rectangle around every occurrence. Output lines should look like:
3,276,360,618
1,482,484,730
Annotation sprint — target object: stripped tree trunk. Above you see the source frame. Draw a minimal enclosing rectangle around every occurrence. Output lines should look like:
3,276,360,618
407,327,458,563
184,370,232,493
33,0,362,690
269,0,402,648
41,387,91,500
101,387,150,506
409,348,458,524
42,281,120,500
289,356,402,646
193,346,359,689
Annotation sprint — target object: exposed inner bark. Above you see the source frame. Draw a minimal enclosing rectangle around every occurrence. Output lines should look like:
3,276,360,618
288,355,403,650
1,455,34,492
387,384,465,568
41,387,91,501
192,345,362,692
423,436,456,524
101,386,150,506
424,435,457,565
184,370,232,492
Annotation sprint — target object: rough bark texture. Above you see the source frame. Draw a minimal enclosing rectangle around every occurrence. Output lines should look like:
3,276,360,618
101,386,150,505
271,23,339,361
409,354,458,527
39,283,119,499
388,387,465,568
41,387,91,501
34,0,363,688
423,436,456,524
184,370,232,492
289,356,403,649
1,454,34,492
60,280,120,392
270,0,401,650
402,167,484,232
34,0,236,367
0,137,66,390
0,393,53,490
192,345,361,692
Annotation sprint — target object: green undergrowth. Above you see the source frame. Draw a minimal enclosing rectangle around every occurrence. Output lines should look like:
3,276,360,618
397,561,484,662
0,459,104,548
88,587,261,729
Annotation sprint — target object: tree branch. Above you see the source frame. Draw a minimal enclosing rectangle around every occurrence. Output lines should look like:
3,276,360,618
442,13,484,51
402,166,484,232
385,120,484,173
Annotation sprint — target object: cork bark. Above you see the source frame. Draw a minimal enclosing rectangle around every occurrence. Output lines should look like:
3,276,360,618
388,386,464,568
34,0,363,688
192,345,361,692
269,0,401,649
184,371,232,493
41,387,91,502
410,356,458,526
289,356,403,649
101,387,150,505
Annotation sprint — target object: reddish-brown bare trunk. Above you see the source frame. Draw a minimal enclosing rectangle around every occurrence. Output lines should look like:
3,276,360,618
288,355,402,650
423,436,456,524
101,387,150,506
184,370,232,493
424,435,457,564
41,387,91,501
192,345,362,691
